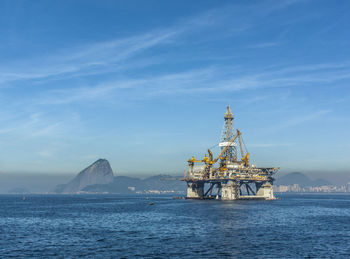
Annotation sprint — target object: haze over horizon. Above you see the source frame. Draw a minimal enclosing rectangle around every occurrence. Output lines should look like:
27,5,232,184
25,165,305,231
0,0,349,184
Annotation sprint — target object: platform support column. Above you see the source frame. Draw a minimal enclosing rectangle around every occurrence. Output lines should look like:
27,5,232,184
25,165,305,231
186,182,204,199
221,180,240,200
256,181,275,200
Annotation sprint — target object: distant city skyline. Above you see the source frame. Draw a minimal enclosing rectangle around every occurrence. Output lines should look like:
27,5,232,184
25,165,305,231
0,0,349,177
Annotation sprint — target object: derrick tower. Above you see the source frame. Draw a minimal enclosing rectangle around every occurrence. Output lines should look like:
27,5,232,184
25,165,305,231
220,105,237,162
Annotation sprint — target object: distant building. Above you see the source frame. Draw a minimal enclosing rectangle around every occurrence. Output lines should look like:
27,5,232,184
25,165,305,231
276,185,290,192
274,183,350,193
291,184,300,192
346,182,350,193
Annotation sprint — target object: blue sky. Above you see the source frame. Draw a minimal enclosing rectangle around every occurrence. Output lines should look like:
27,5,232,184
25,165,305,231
0,0,349,177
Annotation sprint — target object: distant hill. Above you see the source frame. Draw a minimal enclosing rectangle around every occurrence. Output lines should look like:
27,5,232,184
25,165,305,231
8,187,31,194
83,174,186,194
275,172,330,187
82,176,142,194
54,159,114,193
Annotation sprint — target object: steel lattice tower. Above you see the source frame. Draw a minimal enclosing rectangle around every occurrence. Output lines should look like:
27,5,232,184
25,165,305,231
220,105,237,162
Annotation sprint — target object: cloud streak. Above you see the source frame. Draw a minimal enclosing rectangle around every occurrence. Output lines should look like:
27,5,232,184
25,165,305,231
16,60,349,108
0,29,180,86
0,0,308,88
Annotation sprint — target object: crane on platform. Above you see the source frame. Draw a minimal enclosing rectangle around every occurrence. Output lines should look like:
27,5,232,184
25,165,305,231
188,128,250,172
187,154,209,164
237,129,250,167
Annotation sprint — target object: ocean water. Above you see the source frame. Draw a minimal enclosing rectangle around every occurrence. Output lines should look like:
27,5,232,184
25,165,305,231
0,194,349,258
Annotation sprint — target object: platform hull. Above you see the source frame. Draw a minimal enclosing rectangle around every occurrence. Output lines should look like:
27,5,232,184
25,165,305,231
185,179,276,200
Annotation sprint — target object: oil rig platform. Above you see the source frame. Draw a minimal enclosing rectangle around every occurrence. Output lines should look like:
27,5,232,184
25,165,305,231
184,106,279,200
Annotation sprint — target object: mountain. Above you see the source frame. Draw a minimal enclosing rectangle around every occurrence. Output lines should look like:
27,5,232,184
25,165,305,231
53,158,185,195
54,159,114,193
275,172,331,187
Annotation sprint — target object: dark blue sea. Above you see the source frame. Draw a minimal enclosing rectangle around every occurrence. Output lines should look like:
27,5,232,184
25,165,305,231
0,194,349,258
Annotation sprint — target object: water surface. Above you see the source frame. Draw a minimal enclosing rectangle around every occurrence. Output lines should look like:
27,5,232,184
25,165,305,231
0,194,349,258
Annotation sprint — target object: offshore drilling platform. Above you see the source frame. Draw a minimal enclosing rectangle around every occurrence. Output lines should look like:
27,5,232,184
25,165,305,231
184,106,279,200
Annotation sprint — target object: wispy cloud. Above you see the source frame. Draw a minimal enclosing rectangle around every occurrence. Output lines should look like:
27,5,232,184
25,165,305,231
0,5,237,86
0,29,179,86
248,42,281,48
0,0,308,88
0,112,81,138
15,60,349,108
249,143,295,148
268,110,331,133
